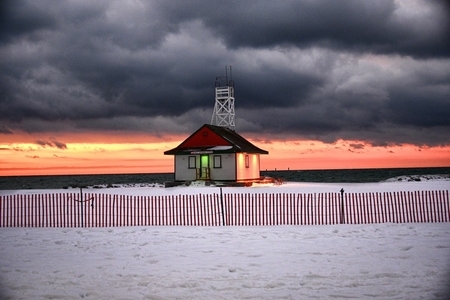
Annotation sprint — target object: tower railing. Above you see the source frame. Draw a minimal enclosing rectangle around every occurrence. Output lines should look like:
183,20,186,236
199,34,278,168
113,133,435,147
211,86,235,130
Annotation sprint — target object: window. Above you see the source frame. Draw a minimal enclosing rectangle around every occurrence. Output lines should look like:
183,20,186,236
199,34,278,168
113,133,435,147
213,155,222,168
188,156,196,169
245,155,249,168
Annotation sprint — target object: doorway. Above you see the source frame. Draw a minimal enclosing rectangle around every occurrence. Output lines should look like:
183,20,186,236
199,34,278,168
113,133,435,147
200,155,210,179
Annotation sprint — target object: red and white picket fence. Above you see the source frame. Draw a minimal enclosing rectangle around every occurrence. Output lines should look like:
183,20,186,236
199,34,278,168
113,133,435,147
1,190,449,227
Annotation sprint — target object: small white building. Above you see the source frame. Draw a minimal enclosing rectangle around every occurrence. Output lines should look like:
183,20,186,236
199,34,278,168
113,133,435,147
164,124,268,182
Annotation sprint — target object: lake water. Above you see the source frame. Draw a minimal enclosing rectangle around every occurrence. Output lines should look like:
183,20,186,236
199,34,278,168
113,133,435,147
1,167,449,190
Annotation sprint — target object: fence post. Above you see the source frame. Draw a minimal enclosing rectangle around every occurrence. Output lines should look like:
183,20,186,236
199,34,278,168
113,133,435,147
220,188,225,226
80,187,84,228
340,188,345,224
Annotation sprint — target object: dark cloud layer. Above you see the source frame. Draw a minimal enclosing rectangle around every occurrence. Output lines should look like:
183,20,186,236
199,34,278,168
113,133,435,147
0,0,449,147
158,1,450,58
35,138,67,150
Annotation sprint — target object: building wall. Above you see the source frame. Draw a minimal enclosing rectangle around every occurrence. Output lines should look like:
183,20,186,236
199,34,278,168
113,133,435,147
236,153,261,181
210,154,236,181
174,155,197,181
174,154,237,181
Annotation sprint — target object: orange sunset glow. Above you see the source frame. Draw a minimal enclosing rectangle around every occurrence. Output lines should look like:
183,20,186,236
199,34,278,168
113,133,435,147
1,132,449,176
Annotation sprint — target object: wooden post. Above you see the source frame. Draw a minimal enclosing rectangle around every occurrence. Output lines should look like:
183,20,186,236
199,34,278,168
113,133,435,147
220,188,225,226
340,188,345,224
80,187,84,228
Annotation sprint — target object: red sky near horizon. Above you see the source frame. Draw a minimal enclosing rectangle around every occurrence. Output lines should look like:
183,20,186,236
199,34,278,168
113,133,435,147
1,131,449,176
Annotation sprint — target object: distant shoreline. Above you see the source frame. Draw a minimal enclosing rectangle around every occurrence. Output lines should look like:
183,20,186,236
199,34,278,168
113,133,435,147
1,167,449,190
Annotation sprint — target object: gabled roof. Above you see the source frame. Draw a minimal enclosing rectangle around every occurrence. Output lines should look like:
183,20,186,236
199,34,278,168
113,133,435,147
164,124,268,155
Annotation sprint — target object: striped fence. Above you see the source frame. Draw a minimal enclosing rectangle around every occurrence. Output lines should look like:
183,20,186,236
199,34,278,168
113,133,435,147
0,190,449,227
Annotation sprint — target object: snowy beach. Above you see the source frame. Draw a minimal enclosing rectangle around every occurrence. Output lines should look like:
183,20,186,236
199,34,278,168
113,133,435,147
1,179,450,299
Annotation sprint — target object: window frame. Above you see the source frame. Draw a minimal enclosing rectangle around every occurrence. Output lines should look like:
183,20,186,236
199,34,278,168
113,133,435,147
213,155,222,168
188,156,196,169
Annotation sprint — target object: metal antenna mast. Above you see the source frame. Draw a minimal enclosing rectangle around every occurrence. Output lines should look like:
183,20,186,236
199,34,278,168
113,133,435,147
211,66,235,130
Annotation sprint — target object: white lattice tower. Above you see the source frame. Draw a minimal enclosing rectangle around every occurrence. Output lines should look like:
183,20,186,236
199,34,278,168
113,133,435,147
211,85,235,130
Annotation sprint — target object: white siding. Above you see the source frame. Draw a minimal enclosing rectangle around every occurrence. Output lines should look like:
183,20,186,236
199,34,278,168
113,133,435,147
210,154,236,181
174,153,260,181
174,154,237,181
236,153,261,181
174,155,197,181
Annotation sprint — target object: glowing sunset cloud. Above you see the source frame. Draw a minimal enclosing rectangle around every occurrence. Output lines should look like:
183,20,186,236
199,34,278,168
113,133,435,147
0,133,182,176
1,134,449,176
257,140,450,171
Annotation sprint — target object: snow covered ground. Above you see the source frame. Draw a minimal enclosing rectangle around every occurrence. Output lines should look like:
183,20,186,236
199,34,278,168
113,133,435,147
1,223,449,299
1,179,449,299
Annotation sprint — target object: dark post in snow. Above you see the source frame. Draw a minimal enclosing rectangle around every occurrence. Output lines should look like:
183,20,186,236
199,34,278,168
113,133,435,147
80,186,84,228
340,188,345,224
73,185,93,227
220,187,225,226
111,195,115,227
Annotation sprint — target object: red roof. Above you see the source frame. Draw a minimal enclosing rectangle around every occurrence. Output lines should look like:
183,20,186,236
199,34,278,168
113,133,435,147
164,124,268,155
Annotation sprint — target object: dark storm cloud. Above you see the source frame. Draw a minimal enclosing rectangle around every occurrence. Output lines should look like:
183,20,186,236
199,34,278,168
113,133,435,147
0,0,56,45
50,139,68,150
35,140,54,148
0,126,13,134
158,0,450,58
237,66,323,108
35,138,67,150
387,88,450,127
0,0,449,147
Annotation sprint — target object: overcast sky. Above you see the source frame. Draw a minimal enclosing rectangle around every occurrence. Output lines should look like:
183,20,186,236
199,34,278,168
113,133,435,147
1,0,449,147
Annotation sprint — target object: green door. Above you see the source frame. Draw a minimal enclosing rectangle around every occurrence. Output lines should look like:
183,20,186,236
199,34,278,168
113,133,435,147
200,155,209,179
